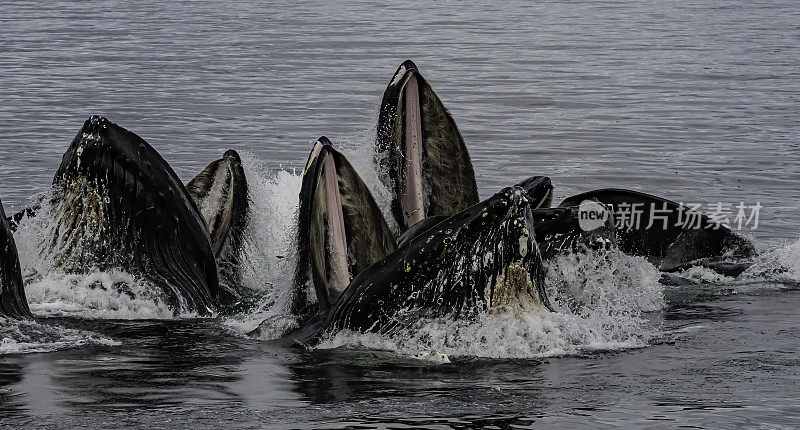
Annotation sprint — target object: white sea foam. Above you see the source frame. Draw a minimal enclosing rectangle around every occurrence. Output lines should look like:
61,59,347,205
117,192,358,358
671,266,736,285
24,270,182,319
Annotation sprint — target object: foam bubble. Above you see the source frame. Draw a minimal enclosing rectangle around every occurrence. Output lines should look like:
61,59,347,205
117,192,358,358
671,266,736,285
23,270,182,319
545,248,664,314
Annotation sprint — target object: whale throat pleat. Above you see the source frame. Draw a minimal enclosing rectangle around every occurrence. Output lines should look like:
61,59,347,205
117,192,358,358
402,74,425,228
323,155,350,296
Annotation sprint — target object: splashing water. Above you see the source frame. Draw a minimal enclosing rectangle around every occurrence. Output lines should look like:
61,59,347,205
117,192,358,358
740,237,800,285
326,107,398,235
223,123,397,339
24,270,182,319
668,266,737,285
12,191,192,319
222,156,304,338
318,249,665,359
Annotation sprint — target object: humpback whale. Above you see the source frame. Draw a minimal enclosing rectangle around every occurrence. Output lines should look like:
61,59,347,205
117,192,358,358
187,149,249,304
376,60,479,233
293,186,552,342
294,137,397,316
50,116,219,314
0,197,32,319
560,189,756,274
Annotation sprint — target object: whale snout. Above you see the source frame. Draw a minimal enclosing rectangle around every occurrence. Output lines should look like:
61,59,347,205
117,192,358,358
87,115,109,127
222,149,242,163
399,59,418,73
498,186,535,258
79,115,110,139
516,176,554,209
489,186,533,225
505,186,532,206
389,60,420,87
80,116,112,140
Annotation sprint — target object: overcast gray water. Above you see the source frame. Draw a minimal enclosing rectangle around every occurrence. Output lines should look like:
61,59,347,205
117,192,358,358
1,0,799,428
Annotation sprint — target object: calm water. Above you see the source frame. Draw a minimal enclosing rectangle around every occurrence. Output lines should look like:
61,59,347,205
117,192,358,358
1,0,799,428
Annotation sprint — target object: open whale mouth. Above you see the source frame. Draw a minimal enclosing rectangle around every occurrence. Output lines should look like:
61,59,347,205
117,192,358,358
48,115,219,315
317,139,350,298
301,137,350,306
400,63,425,227
295,137,397,313
376,60,480,234
391,61,426,228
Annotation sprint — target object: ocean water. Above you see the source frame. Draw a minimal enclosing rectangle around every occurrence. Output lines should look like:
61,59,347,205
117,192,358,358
1,0,799,428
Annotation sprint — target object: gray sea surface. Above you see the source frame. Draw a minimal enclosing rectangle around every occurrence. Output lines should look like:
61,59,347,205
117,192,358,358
0,0,798,428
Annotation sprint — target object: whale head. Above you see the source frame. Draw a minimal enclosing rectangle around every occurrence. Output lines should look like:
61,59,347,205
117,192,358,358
294,137,397,316
322,186,552,336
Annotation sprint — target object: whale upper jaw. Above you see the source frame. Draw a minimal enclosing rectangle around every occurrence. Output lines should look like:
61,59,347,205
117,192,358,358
186,148,248,257
389,59,419,87
516,176,555,209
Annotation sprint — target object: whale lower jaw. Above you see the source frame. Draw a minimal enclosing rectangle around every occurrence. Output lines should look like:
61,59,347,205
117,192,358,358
488,263,551,317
